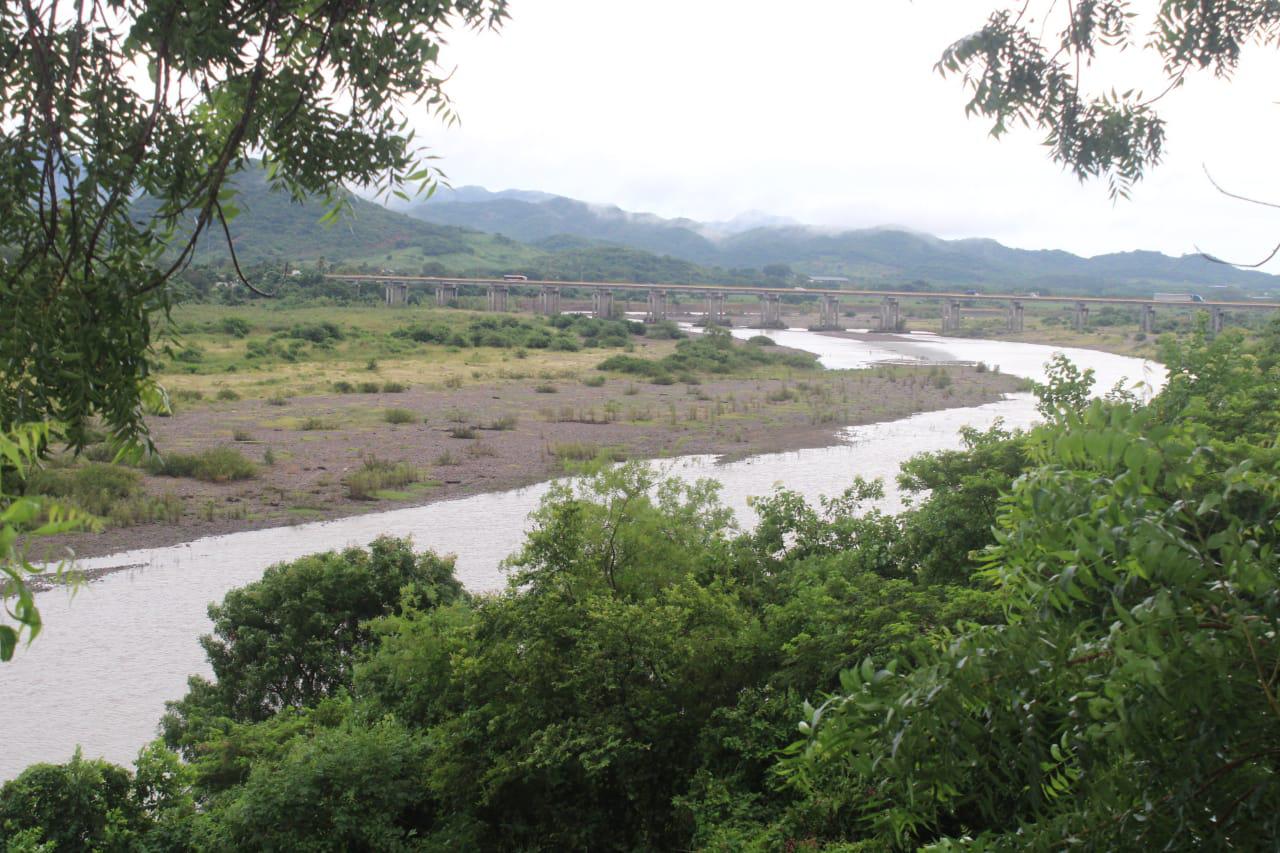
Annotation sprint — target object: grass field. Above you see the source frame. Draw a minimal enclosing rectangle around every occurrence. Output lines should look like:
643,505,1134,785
155,303,682,404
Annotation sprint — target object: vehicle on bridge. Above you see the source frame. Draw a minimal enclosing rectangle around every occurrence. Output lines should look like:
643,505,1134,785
503,274,529,282
1154,292,1205,303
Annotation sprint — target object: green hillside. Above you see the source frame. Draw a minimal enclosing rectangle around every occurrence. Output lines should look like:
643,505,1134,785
147,165,494,268
402,187,1280,295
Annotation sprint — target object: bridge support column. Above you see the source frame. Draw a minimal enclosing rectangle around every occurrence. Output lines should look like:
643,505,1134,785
814,295,843,331
1210,306,1224,337
645,289,668,323
880,297,901,332
942,299,962,333
435,283,458,307
1139,304,1155,333
592,288,615,319
384,281,408,307
705,291,728,326
1073,301,1089,331
538,286,561,316
759,294,783,328
1007,301,1024,333
486,284,509,312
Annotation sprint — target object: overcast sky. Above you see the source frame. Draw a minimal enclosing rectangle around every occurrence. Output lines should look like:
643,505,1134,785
409,0,1280,268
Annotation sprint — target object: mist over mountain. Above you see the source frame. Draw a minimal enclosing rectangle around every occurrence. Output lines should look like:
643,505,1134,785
400,187,1278,294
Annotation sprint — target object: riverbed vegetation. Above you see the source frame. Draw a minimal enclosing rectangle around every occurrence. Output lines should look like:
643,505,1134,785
151,303,659,403
3,322,1277,849
20,301,995,552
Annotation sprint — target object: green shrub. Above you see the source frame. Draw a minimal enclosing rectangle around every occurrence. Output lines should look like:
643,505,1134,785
232,429,254,442
343,457,419,500
600,328,816,379
534,383,557,394
150,447,257,482
643,319,686,339
287,321,343,343
381,381,408,393
216,388,241,401
26,463,180,526
747,334,776,346
383,408,416,425
549,442,627,462
448,425,477,439
173,388,205,401
582,374,607,387
267,394,290,406
220,316,251,338
300,417,335,430
358,381,381,394
332,381,356,394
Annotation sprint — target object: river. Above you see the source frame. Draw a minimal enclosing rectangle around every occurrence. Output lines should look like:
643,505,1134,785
0,329,1163,779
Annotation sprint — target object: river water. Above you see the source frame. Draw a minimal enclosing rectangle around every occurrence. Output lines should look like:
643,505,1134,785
0,329,1163,779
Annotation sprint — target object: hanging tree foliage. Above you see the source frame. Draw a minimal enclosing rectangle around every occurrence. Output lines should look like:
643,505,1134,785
0,0,508,449
939,1,1280,199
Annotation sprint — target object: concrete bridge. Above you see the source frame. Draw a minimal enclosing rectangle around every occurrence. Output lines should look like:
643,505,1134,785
329,274,1280,336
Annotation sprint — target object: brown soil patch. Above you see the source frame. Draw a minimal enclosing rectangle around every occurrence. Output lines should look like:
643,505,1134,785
30,360,1022,563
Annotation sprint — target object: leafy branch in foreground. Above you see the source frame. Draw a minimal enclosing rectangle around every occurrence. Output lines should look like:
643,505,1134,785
0,424,96,661
940,1,1280,198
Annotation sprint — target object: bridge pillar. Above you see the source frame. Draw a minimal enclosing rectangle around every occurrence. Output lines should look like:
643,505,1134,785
538,286,561,316
942,299,962,333
487,284,509,312
1007,301,1024,333
645,289,669,323
759,294,783,328
1139,304,1155,333
592,288,616,319
1073,301,1089,331
880,297,901,332
705,291,728,326
1209,305,1224,337
384,281,408,307
435,283,458,307
814,295,843,331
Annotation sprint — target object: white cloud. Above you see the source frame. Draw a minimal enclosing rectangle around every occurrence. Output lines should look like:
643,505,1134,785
407,0,1280,269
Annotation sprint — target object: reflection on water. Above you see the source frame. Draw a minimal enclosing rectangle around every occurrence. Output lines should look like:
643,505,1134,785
0,329,1163,778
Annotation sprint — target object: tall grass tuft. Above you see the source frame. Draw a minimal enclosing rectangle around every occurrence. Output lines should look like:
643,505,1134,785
149,447,257,482
28,463,182,526
342,456,418,500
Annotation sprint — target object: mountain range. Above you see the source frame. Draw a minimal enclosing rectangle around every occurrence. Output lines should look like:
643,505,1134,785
183,166,1279,295
396,187,1278,294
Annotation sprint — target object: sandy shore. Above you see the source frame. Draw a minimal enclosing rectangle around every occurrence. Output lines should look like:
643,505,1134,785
27,359,1022,565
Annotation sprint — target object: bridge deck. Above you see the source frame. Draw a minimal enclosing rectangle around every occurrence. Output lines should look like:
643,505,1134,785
325,274,1280,310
